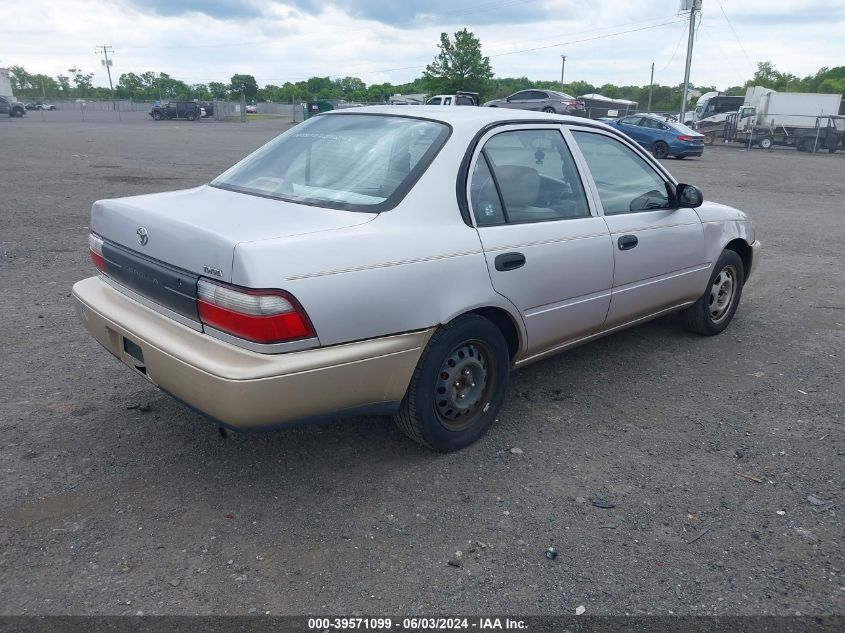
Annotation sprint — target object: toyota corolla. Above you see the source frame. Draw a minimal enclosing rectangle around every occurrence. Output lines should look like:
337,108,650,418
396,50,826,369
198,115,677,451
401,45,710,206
73,107,760,451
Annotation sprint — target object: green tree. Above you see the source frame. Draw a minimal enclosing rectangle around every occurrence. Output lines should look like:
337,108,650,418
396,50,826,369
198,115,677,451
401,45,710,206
422,28,493,95
208,81,228,99
229,74,258,101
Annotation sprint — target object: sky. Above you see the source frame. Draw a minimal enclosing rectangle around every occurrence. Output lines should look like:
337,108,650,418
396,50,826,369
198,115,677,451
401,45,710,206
2,0,843,91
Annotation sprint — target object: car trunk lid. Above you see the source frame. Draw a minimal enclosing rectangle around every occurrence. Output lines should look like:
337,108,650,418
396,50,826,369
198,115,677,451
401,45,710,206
91,184,375,285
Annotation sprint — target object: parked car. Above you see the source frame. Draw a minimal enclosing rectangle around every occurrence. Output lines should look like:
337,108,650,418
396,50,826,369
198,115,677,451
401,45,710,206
149,100,202,121
245,104,257,114
0,95,26,117
484,89,587,116
73,107,759,451
26,101,57,110
600,113,704,159
425,92,480,106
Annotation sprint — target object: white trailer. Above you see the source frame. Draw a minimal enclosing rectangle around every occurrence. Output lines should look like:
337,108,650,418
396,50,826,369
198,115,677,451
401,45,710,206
0,68,14,98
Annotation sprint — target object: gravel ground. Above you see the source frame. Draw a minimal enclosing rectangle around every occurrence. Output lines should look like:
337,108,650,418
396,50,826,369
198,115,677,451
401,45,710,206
0,113,843,616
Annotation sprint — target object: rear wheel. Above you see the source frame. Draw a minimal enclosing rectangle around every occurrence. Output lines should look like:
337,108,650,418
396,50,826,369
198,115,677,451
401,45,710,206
703,131,715,145
186,111,197,121
651,141,669,159
682,250,745,336
542,106,556,114
394,314,510,452
152,111,163,121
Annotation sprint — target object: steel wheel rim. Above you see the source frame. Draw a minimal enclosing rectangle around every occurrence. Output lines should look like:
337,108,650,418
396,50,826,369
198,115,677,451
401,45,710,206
709,265,737,323
434,341,492,431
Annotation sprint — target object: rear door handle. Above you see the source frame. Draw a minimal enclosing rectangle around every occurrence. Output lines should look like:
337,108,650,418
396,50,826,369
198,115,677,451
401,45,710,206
617,235,638,250
494,252,526,271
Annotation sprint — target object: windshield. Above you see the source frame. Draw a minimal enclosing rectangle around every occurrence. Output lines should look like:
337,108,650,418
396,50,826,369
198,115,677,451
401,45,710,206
212,114,451,212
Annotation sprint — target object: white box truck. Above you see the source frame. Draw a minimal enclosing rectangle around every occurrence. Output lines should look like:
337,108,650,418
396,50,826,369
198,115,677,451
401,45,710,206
722,86,842,149
0,68,27,117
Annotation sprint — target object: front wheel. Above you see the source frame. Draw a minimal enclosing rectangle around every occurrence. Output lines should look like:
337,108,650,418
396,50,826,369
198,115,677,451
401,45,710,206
394,314,510,451
12,107,24,117
152,111,163,121
186,111,197,121
703,131,715,145
651,141,669,159
681,250,745,336
758,136,773,150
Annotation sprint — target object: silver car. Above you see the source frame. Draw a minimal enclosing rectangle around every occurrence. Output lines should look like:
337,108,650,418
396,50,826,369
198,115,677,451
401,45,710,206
73,106,760,451
484,89,587,116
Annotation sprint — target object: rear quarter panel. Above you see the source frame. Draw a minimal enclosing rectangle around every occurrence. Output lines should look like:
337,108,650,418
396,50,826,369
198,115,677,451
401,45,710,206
231,129,528,351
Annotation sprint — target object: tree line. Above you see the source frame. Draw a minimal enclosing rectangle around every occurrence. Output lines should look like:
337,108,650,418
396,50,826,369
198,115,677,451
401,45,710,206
7,27,845,111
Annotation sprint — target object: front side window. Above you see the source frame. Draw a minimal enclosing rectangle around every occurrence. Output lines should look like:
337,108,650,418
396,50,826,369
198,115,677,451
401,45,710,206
571,131,671,215
426,97,442,105
212,114,450,212
470,129,590,226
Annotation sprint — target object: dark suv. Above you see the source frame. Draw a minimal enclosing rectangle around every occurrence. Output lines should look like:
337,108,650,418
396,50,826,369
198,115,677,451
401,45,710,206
484,89,587,116
149,101,202,121
0,96,26,117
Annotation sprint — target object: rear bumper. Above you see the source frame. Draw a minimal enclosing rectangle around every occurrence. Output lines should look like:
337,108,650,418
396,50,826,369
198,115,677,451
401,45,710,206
72,276,432,430
673,146,704,157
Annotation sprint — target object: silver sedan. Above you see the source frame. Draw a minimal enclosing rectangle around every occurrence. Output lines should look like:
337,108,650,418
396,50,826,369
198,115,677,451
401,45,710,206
73,106,760,451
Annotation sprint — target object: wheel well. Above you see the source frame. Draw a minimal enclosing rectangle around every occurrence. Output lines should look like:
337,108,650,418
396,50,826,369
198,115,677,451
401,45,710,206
466,307,521,360
725,238,752,280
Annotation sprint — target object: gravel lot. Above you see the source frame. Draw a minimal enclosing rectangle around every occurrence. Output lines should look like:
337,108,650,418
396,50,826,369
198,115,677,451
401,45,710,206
1,112,843,616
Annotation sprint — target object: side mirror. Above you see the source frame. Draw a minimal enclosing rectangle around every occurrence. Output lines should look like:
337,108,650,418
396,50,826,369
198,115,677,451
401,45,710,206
676,183,703,208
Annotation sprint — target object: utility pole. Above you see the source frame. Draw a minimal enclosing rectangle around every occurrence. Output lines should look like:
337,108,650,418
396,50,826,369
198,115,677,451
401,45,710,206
647,62,654,112
679,0,701,125
560,55,567,88
95,45,115,92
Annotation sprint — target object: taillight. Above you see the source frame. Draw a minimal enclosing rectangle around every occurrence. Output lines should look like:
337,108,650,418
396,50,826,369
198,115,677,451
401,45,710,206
197,279,315,344
677,135,697,142
89,233,106,273
560,100,579,106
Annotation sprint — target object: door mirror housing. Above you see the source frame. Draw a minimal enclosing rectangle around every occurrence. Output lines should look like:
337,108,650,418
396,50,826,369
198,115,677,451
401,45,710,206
675,183,703,208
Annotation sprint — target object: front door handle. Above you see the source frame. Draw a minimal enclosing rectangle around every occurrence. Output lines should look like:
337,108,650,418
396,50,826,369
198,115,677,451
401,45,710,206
494,252,526,272
617,235,638,250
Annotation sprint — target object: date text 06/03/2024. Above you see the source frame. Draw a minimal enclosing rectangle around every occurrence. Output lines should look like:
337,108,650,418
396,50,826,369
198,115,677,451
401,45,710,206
307,617,528,630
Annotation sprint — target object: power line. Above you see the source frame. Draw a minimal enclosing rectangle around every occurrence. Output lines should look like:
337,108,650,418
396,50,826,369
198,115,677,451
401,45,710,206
656,20,688,73
716,0,754,69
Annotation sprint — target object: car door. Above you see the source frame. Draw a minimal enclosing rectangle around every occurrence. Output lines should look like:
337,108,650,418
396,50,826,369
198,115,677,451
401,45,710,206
502,91,532,110
569,128,709,328
467,125,614,359
615,116,647,146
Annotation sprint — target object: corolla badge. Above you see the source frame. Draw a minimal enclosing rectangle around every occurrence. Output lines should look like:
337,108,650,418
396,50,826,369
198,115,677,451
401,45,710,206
136,227,149,246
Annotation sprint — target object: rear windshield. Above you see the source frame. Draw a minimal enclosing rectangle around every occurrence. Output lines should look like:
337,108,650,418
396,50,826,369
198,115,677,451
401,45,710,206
671,121,700,136
211,114,451,212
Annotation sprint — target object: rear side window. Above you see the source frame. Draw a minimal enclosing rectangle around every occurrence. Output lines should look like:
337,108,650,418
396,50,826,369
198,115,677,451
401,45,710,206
212,115,450,212
470,129,590,226
572,131,671,215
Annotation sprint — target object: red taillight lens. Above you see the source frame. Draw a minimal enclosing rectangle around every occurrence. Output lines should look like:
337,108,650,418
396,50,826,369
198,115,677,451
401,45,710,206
677,135,696,142
197,279,315,344
89,233,106,273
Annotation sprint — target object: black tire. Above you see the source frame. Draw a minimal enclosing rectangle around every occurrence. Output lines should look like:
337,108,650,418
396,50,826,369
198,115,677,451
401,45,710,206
394,314,510,452
681,249,745,336
703,131,715,145
652,141,669,159
186,111,197,121
758,136,773,150
542,106,556,114
152,111,163,121
12,107,24,118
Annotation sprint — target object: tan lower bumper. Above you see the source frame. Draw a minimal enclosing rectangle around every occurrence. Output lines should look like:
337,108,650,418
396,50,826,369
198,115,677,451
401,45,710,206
72,276,433,429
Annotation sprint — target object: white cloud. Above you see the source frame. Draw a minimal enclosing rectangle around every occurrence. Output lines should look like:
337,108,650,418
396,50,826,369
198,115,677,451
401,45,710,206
1,0,842,90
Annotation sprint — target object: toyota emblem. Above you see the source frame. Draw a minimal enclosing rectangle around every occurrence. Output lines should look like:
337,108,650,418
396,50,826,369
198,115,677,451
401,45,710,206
136,227,149,246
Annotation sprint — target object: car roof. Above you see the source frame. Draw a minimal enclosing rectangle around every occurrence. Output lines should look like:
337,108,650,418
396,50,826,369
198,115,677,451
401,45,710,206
322,105,599,127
